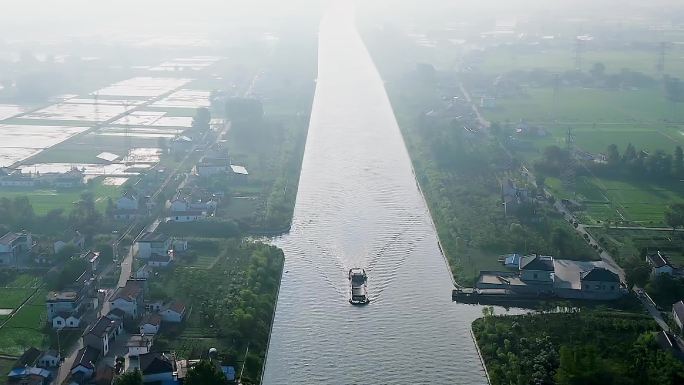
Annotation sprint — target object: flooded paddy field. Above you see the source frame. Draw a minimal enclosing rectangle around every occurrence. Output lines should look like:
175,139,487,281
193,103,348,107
149,56,221,72
93,76,192,98
22,102,135,122
151,89,211,109
0,124,88,167
0,104,28,121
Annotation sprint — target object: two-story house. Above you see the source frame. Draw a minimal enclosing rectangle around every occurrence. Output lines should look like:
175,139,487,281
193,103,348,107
109,279,146,318
83,315,122,357
135,233,172,260
0,231,33,265
647,251,674,276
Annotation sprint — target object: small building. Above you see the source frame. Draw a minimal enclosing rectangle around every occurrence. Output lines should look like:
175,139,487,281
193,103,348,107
167,211,204,223
230,164,249,183
159,301,186,323
0,231,33,265
81,250,100,272
106,308,126,321
54,230,85,254
127,334,153,357
83,316,122,357
52,308,84,329
519,255,554,282
109,279,145,318
8,347,42,379
139,352,176,384
674,300,684,332
139,313,162,335
647,251,674,276
38,350,60,368
170,135,193,153
502,253,521,268
116,193,139,211
135,232,172,260
47,291,82,326
148,252,173,268
580,267,620,293
70,346,100,379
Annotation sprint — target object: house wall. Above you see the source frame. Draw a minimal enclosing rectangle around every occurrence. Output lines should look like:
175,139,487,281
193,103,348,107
71,365,94,379
581,280,619,293
83,334,109,356
654,265,674,275
520,270,553,282
143,372,174,383
111,298,138,318
136,242,152,259
39,356,59,367
47,300,78,320
140,324,159,335
128,345,150,357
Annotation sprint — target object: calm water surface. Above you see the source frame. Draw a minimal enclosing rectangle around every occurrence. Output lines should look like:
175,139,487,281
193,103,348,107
263,2,490,384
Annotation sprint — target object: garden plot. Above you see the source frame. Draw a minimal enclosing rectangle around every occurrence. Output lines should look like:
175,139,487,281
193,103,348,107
151,89,211,109
0,124,88,166
93,77,191,98
22,102,134,122
0,104,28,121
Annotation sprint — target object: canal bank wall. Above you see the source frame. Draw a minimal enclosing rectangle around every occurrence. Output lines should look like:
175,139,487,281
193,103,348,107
471,329,492,385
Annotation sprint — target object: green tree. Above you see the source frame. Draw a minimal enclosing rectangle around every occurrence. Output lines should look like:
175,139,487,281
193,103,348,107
606,144,620,167
113,369,143,385
665,203,684,233
185,359,229,385
623,255,651,289
675,145,683,177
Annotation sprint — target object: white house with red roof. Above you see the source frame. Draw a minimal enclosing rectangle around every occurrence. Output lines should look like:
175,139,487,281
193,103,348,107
109,279,145,318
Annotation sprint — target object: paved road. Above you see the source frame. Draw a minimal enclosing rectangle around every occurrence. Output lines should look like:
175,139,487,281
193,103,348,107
552,199,625,280
634,287,670,331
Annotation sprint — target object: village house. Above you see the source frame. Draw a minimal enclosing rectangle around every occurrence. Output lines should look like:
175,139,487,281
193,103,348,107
159,301,186,323
170,135,193,153
54,230,85,254
0,169,35,187
109,279,146,318
83,316,122,357
70,346,100,380
106,308,126,322
37,350,60,368
127,334,154,357
673,300,684,332
135,232,172,260
476,254,624,300
139,352,177,384
7,347,51,383
148,252,173,268
113,192,145,221
647,251,674,276
47,271,98,329
0,231,33,265
139,313,162,335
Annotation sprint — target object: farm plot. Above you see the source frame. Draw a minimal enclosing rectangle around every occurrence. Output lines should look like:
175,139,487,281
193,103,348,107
151,89,211,109
93,77,191,98
22,102,134,122
0,289,48,356
0,124,89,167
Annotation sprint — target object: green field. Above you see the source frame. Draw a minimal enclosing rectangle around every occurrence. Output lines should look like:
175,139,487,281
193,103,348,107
476,48,684,78
546,176,684,225
0,289,47,356
0,358,13,384
0,177,122,215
